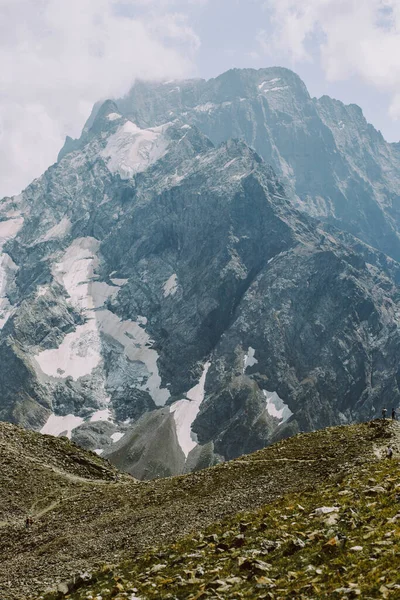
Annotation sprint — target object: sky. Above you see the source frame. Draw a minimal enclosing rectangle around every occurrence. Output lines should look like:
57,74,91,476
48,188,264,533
1,0,400,198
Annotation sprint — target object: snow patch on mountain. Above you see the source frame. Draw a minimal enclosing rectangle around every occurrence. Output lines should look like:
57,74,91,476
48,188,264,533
263,390,293,424
36,286,48,298
223,158,238,170
38,216,71,242
170,361,211,458
107,112,122,122
36,320,102,380
243,347,258,372
101,121,170,178
52,237,100,310
111,432,124,443
265,86,289,93
258,79,288,94
33,236,170,404
35,237,105,379
90,407,113,423
0,253,18,329
163,274,178,297
258,78,281,90
0,217,24,241
91,282,121,308
194,103,217,113
111,278,129,287
95,309,170,406
40,413,84,439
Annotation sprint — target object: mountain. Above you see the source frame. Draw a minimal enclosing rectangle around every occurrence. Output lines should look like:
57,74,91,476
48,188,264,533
1,419,399,599
0,68,400,479
107,67,400,262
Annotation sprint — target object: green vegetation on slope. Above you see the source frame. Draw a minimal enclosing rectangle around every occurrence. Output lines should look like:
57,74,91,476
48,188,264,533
41,424,400,599
1,419,399,599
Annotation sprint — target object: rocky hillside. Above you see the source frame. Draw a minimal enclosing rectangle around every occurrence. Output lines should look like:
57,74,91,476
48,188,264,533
0,421,121,528
0,419,397,599
1,68,400,478
42,422,400,600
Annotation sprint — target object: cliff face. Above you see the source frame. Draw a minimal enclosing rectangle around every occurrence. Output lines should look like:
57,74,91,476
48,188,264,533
0,69,399,479
112,68,400,262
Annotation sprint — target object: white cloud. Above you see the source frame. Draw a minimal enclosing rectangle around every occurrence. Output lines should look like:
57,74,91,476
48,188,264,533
260,0,400,118
148,12,201,51
389,94,400,119
0,0,200,198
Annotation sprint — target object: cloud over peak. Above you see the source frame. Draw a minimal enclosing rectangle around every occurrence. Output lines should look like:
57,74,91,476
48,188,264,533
0,0,199,198
259,0,400,120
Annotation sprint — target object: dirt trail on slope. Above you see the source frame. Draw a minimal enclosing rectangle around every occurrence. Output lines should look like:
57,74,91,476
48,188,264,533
3,442,119,485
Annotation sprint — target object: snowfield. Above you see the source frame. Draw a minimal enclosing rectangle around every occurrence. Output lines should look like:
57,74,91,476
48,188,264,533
40,414,84,439
38,215,71,242
170,361,211,458
101,121,170,178
34,236,170,405
263,390,293,424
163,274,178,297
243,346,258,372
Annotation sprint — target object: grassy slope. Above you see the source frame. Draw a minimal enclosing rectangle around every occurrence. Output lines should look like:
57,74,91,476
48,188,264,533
1,420,399,599
46,446,400,600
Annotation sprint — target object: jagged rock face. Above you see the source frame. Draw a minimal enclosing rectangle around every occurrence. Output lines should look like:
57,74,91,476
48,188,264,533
106,68,400,262
1,71,400,479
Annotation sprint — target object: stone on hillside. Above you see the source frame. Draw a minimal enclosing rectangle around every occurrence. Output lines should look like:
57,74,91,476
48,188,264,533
252,560,271,573
387,513,400,524
333,587,361,597
260,539,279,553
364,486,386,496
312,506,339,516
226,576,243,584
149,564,166,574
206,579,230,590
256,576,275,587
56,582,70,595
283,538,305,556
322,536,342,554
326,514,340,527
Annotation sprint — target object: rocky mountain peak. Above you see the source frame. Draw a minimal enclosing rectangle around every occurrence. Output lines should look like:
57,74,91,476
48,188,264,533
112,68,400,262
0,67,399,481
